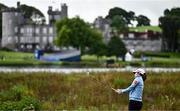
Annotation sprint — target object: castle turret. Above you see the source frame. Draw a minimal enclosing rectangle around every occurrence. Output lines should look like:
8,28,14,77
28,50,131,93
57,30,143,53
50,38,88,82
61,3,68,18
1,2,24,49
47,3,68,25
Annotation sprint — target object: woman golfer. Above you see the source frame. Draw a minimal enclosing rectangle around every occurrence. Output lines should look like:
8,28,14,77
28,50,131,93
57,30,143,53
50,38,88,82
113,68,147,111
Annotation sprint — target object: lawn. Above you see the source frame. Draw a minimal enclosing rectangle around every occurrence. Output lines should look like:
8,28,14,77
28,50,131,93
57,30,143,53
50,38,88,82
0,51,34,59
0,72,179,110
129,26,162,32
0,51,180,67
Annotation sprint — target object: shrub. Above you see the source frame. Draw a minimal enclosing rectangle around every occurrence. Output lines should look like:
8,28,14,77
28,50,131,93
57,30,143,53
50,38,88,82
0,85,40,110
134,51,170,58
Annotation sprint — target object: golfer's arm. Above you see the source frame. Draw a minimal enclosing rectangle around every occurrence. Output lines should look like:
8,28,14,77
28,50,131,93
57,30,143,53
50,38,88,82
121,85,135,93
121,80,138,93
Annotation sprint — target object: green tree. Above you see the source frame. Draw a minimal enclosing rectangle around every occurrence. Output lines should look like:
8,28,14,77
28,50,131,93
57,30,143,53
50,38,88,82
20,4,45,23
55,25,71,47
55,17,104,55
88,30,107,59
136,15,150,26
106,7,135,25
159,8,180,52
107,36,127,60
111,15,128,36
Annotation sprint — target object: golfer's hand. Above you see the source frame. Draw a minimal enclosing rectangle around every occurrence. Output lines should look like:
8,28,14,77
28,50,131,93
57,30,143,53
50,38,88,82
112,88,122,94
116,89,123,94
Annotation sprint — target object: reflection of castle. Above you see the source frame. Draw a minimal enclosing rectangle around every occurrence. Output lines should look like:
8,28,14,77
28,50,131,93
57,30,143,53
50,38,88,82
1,2,67,51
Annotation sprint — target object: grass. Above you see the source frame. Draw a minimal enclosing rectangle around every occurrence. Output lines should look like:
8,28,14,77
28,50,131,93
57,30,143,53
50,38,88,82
0,51,180,67
0,72,180,110
0,51,63,66
0,51,34,59
129,26,162,32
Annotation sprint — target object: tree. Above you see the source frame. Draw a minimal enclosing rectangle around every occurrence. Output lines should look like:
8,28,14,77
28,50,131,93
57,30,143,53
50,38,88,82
88,32,107,57
55,25,71,47
107,36,127,60
106,7,135,25
111,15,128,36
159,8,180,52
136,15,150,26
19,4,45,23
55,17,104,55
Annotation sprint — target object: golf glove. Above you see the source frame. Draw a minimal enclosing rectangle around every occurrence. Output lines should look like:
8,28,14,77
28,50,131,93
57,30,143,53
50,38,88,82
116,89,123,94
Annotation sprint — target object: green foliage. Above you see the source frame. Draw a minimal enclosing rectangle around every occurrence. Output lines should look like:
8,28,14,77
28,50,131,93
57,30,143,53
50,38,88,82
106,7,135,25
55,17,104,55
136,15,150,26
145,60,180,67
159,8,180,52
0,85,40,110
88,36,107,57
107,36,127,58
55,25,71,47
111,15,128,35
134,51,170,58
112,79,126,88
134,51,180,58
20,4,45,22
106,7,151,27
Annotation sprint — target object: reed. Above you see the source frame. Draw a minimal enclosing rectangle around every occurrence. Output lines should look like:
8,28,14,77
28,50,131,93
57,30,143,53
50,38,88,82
0,71,179,110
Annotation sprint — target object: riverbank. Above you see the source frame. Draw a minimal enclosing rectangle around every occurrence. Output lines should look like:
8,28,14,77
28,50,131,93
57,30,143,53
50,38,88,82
0,67,180,73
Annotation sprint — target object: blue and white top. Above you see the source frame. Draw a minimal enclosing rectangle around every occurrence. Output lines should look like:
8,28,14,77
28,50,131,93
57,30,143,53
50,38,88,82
121,75,144,102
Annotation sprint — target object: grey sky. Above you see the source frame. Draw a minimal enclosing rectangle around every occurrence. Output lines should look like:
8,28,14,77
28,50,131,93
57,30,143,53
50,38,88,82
1,0,180,25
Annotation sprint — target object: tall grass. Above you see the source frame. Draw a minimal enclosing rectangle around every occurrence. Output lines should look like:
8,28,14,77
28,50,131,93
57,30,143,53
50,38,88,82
0,72,180,110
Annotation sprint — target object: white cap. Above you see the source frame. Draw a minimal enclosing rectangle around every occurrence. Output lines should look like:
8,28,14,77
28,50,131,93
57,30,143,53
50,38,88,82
133,68,146,75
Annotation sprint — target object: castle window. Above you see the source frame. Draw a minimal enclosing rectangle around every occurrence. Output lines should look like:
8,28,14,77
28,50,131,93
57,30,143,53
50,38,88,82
49,27,53,34
27,37,33,43
36,45,40,49
20,28,24,33
27,45,32,49
27,27,32,33
35,37,40,42
8,37,12,42
21,45,24,49
36,28,39,34
8,20,12,25
43,36,47,43
14,27,18,33
49,36,53,43
15,13,18,16
20,37,24,43
15,36,18,42
43,28,47,34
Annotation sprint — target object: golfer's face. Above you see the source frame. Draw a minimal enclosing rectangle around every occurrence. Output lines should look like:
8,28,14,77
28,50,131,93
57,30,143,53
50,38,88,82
134,72,139,77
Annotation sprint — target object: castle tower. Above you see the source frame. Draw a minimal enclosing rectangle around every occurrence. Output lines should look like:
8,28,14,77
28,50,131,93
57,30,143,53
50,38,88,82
47,3,68,25
61,3,68,18
1,2,24,49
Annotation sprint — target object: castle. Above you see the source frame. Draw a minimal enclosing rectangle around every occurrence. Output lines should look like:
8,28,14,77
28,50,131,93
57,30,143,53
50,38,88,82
94,16,162,52
1,2,162,52
1,2,67,51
